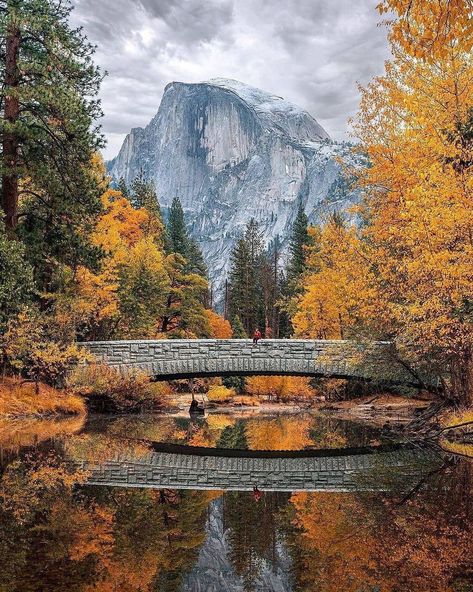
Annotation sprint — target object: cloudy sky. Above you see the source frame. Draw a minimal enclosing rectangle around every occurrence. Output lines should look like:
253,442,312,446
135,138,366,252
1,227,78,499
72,0,391,160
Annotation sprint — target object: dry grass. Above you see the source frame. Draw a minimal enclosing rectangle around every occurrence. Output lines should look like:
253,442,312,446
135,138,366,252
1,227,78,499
0,377,86,418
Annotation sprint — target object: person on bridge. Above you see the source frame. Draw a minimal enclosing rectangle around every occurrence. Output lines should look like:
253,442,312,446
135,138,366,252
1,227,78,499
253,328,262,344
253,485,262,502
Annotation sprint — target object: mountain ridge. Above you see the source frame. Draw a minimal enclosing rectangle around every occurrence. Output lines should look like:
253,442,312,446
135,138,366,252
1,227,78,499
107,79,359,304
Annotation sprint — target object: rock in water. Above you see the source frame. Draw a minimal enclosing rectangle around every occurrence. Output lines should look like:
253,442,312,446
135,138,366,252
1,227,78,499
107,78,359,304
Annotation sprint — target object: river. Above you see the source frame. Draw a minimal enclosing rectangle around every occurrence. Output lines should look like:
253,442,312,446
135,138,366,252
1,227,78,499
0,411,471,591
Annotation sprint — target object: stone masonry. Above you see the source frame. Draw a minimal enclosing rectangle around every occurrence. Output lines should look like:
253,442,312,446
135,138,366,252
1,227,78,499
82,446,441,492
78,339,420,385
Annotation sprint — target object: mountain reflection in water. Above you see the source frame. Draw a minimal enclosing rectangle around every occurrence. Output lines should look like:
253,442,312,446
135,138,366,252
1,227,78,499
0,412,471,592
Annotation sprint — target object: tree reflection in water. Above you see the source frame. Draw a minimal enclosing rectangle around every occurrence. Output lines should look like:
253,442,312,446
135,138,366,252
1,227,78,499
0,413,471,592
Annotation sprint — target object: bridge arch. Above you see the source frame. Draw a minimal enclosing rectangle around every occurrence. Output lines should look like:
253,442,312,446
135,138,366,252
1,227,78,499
79,338,422,386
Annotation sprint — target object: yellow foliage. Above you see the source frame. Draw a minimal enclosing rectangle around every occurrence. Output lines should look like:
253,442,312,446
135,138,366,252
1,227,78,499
245,375,315,401
4,310,91,387
377,0,473,59
351,5,473,403
245,416,312,450
207,384,235,402
292,1,473,405
0,415,85,453
71,188,169,339
442,408,473,429
292,220,377,340
205,309,233,338
232,395,260,406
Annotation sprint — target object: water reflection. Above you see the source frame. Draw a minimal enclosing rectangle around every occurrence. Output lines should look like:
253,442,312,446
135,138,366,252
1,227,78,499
0,412,471,591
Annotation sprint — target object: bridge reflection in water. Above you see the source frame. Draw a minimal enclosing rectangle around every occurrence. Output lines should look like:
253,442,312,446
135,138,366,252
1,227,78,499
81,442,444,493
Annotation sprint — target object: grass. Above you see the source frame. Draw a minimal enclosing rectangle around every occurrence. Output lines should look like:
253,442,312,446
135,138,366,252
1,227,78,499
0,377,86,418
440,439,473,458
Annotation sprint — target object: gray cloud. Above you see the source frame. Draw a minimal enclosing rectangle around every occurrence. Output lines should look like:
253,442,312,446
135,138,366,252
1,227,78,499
71,0,390,159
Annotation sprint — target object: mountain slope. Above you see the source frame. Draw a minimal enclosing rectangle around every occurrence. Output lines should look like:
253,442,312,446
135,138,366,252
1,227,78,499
107,79,359,303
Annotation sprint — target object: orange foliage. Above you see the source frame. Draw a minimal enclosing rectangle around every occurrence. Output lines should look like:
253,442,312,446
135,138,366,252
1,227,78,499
245,416,312,450
245,375,315,401
292,220,377,340
205,309,233,338
0,377,85,417
377,0,473,59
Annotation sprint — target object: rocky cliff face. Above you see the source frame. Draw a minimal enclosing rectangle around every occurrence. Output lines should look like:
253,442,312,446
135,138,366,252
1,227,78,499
181,497,292,592
107,79,359,301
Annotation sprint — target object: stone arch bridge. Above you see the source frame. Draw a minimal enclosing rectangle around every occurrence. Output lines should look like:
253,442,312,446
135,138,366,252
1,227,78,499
81,443,443,493
79,339,422,386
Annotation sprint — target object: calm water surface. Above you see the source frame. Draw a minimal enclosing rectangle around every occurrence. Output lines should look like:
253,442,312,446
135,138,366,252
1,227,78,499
0,411,471,592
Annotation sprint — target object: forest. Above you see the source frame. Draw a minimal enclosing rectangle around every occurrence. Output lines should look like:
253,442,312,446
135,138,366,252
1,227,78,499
0,0,472,415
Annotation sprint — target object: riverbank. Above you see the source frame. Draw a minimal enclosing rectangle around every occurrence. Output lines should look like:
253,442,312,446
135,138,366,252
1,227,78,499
170,392,433,425
0,378,85,418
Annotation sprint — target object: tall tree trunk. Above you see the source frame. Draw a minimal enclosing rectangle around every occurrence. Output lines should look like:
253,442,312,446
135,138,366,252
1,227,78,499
2,21,21,234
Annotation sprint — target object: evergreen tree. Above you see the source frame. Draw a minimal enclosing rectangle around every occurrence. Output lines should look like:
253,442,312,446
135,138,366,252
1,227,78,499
167,196,188,257
230,315,248,338
286,202,310,284
0,227,34,329
186,237,207,277
117,177,129,198
130,170,161,219
166,195,207,278
228,218,265,335
0,0,104,286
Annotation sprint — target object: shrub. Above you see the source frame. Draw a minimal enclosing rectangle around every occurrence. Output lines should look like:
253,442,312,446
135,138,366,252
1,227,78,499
69,364,171,412
3,308,90,387
207,384,235,403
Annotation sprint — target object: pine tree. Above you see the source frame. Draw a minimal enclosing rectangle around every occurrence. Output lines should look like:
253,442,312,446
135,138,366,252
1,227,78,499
167,196,188,257
0,0,104,285
228,218,265,335
166,196,207,279
186,238,207,277
130,170,161,219
286,202,310,285
230,315,248,338
117,177,129,198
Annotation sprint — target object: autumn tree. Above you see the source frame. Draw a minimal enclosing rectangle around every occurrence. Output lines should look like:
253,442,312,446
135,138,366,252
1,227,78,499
205,309,232,338
292,217,376,340
351,0,473,404
117,238,170,338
